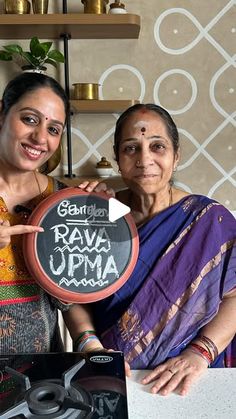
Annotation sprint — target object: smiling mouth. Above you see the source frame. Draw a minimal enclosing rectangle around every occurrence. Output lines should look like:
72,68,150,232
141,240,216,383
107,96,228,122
22,145,45,158
135,174,158,178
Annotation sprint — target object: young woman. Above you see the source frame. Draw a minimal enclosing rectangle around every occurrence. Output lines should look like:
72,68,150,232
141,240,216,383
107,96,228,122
0,72,106,354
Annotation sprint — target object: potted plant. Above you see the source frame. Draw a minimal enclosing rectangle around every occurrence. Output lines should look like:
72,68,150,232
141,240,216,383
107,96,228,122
0,36,64,72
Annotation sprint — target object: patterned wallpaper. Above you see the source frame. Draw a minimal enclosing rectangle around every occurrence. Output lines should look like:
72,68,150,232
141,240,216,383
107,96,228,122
0,0,235,214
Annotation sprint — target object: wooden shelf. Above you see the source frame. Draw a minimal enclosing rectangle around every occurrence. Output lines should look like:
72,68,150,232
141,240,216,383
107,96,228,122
70,99,139,113
56,176,126,191
0,13,141,39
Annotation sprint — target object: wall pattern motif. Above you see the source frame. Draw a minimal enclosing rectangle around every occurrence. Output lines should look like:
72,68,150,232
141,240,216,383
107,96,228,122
0,0,235,214
66,0,236,214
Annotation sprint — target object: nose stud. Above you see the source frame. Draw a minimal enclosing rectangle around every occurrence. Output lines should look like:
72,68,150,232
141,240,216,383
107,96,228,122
136,160,140,167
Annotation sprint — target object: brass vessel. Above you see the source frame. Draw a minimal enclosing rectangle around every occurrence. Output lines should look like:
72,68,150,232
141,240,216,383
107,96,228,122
73,83,100,100
5,0,31,14
32,0,49,14
81,0,109,14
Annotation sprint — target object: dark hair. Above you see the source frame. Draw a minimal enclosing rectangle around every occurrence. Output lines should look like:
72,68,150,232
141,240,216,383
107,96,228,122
1,72,69,117
114,103,179,161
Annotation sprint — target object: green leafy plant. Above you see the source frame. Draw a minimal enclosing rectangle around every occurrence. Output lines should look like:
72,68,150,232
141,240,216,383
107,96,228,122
0,36,64,70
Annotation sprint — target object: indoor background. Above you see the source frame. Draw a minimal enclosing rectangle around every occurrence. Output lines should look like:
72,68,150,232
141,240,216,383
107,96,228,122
0,0,235,215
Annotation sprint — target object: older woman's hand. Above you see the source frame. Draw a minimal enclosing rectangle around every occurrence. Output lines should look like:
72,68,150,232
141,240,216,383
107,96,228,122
0,219,44,249
78,180,115,197
141,349,208,396
105,349,131,377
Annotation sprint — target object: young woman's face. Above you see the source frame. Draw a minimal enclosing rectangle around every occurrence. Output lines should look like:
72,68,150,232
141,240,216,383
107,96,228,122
118,110,179,194
0,87,66,172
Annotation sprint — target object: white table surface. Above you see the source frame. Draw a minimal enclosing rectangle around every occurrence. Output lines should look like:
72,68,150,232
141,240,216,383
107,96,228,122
127,369,236,419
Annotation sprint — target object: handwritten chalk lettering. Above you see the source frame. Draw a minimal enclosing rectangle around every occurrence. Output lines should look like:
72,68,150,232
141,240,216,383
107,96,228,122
47,216,120,288
50,225,111,251
32,192,135,299
57,200,108,219
49,252,119,284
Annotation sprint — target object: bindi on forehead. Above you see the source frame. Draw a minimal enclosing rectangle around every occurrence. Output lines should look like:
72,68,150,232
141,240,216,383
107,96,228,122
133,120,149,136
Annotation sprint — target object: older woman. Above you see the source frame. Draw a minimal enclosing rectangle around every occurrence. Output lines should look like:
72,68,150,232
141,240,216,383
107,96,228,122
78,103,236,396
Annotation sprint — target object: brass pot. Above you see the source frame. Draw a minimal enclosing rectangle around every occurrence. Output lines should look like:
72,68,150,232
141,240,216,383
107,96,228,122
73,83,100,100
32,0,49,14
5,0,31,14
81,0,109,14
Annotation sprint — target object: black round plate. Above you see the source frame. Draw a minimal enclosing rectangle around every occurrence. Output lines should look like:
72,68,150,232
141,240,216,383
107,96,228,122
23,188,139,303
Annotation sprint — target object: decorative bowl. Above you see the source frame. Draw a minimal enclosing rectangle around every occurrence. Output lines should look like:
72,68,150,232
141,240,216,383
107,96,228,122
96,167,113,177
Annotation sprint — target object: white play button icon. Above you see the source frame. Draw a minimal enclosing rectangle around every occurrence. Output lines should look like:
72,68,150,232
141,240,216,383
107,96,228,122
108,198,130,222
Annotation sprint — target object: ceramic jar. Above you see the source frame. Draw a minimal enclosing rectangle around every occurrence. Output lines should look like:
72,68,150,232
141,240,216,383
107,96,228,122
21,65,47,73
109,2,127,14
96,157,113,177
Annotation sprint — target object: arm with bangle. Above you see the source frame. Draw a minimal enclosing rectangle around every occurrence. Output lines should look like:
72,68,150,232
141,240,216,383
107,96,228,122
187,288,236,366
62,304,103,352
142,288,236,396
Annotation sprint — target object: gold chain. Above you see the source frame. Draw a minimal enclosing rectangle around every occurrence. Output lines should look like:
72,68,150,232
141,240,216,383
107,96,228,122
33,170,43,198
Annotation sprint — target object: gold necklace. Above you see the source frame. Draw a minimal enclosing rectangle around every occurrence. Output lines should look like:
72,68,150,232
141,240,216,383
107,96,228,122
14,172,44,218
33,170,44,199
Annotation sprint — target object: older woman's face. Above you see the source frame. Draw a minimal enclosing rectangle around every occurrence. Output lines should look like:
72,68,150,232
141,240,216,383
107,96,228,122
0,87,65,172
118,110,179,194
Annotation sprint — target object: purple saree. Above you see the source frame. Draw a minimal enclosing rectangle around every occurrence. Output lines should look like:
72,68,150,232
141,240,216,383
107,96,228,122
92,195,236,369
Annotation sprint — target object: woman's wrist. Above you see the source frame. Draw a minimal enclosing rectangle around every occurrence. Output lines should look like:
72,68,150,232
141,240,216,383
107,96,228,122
83,344,105,353
191,335,219,364
188,342,212,366
73,329,103,352
187,335,219,366
197,335,219,360
185,346,211,366
73,330,96,347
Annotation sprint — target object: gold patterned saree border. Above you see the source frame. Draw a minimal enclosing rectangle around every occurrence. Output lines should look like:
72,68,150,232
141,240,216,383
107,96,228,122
126,238,235,364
